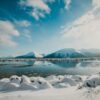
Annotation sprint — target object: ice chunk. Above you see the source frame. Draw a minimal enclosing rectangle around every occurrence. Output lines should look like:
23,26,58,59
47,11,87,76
83,75,100,88
71,75,82,82
1,82,19,91
32,77,53,89
61,77,77,86
10,75,21,84
21,75,31,84
54,83,70,88
20,82,38,90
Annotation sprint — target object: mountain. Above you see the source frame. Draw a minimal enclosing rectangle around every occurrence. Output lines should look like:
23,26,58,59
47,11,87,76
79,49,100,57
16,51,43,58
16,48,100,59
44,48,84,58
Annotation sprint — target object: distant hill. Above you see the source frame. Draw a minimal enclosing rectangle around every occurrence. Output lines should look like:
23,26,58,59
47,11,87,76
44,48,84,58
16,51,43,58
79,49,100,57
16,48,100,58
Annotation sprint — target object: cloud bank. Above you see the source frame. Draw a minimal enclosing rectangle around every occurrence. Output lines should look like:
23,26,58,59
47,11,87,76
0,20,20,47
62,0,100,49
20,0,71,20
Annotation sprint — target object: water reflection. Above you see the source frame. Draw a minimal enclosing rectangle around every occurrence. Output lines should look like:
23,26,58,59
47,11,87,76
50,61,79,68
0,60,100,78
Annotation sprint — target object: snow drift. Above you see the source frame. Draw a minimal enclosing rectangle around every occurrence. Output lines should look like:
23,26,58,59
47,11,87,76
0,74,100,92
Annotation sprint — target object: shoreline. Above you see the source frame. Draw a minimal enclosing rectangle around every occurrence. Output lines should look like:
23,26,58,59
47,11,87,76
0,74,100,100
0,58,99,62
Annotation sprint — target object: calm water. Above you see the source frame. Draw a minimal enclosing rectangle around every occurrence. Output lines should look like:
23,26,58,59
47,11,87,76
0,60,100,78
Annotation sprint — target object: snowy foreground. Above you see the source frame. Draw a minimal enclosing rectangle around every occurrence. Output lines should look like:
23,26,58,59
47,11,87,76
1,74,100,100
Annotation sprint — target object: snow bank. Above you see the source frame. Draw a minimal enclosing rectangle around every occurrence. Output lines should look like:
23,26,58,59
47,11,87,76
0,74,100,92
82,75,100,88
1,74,100,100
10,75,21,84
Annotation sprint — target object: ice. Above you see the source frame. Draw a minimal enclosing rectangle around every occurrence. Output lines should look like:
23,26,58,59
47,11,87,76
71,75,82,82
32,77,53,89
83,75,100,88
19,82,38,90
1,74,100,100
20,75,31,84
1,82,19,91
61,77,77,86
10,75,21,85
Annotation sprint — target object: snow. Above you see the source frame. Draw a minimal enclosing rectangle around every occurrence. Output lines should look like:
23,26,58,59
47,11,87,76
19,83,38,90
16,48,100,58
25,51,43,58
71,75,83,82
1,74,100,100
61,77,77,86
10,75,21,85
44,48,84,58
82,75,100,88
20,75,31,84
17,51,43,58
1,82,20,91
15,48,100,59
44,48,100,58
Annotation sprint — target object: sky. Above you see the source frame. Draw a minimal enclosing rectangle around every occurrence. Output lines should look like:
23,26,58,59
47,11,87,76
0,0,100,57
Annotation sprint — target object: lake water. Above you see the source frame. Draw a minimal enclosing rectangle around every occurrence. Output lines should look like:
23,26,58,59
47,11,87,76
0,60,100,78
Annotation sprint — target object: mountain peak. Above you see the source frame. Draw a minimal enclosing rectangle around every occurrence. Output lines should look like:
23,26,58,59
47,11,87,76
44,48,83,58
16,51,42,58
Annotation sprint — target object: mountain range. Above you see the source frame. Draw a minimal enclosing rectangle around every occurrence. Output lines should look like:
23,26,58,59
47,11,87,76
16,48,100,58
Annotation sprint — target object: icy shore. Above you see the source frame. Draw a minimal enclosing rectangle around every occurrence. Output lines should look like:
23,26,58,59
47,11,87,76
0,74,100,100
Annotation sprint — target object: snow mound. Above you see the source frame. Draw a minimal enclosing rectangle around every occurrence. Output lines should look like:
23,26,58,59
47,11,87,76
46,75,60,85
1,74,100,92
71,75,82,82
83,75,100,88
1,82,19,91
54,83,70,88
0,78,10,90
10,75,21,84
21,75,31,84
32,77,53,89
38,78,53,89
20,82,38,90
61,77,77,86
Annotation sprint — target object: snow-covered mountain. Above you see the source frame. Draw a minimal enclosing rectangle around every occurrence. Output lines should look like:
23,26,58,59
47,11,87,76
16,51,43,58
79,49,100,57
16,48,100,58
44,48,100,58
44,48,84,58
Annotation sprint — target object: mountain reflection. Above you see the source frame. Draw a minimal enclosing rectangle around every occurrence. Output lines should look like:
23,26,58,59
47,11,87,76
1,60,100,78
50,61,79,68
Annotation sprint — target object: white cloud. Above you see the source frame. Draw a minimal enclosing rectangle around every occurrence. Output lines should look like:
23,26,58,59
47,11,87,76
20,0,50,20
22,0,50,11
0,20,20,47
15,20,31,27
64,0,71,10
31,8,45,20
61,0,100,49
20,0,72,20
23,29,33,42
93,0,100,7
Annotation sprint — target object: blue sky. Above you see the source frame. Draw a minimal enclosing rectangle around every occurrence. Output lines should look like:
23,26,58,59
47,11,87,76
0,0,100,57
